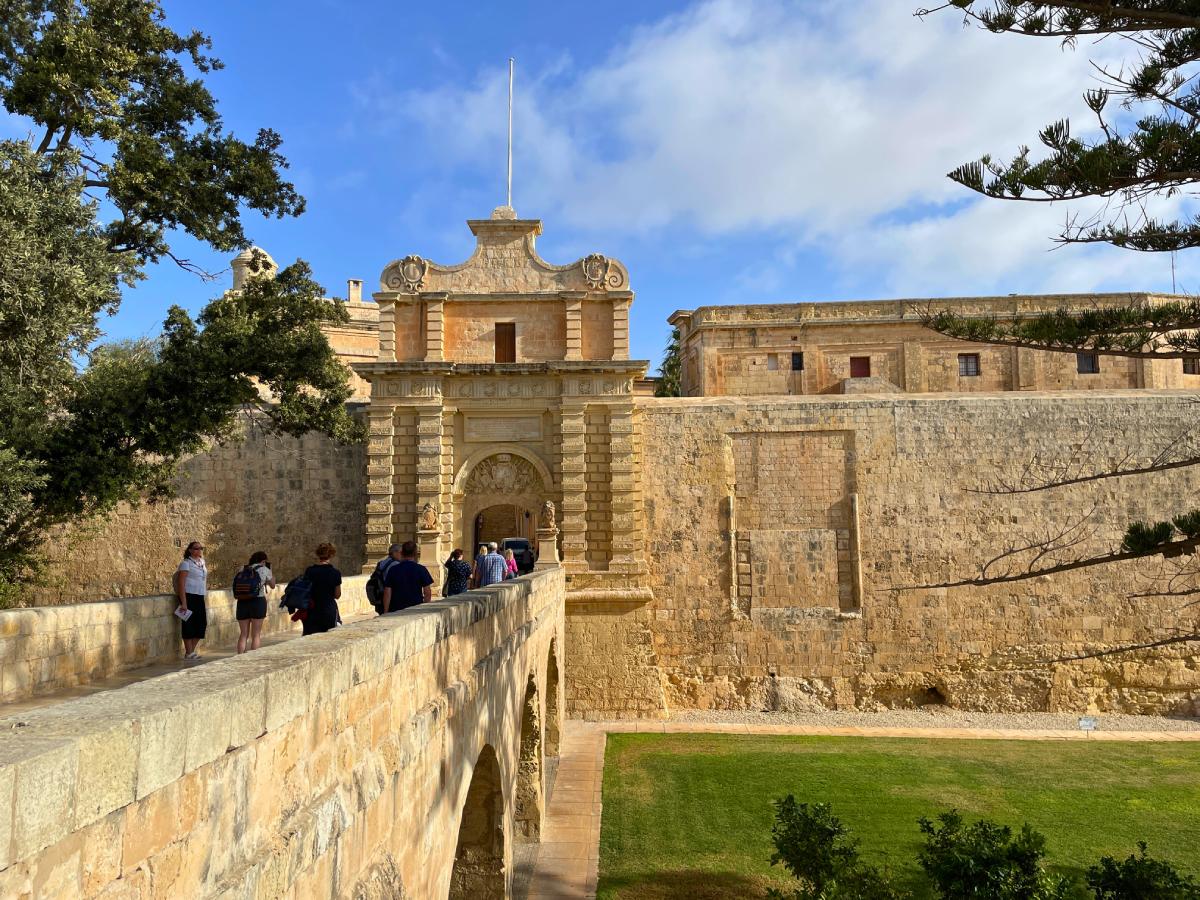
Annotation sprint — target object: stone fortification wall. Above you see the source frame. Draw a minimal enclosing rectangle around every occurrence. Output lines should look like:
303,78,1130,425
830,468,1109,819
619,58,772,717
0,577,373,706
0,569,566,899
568,391,1200,718
28,417,367,607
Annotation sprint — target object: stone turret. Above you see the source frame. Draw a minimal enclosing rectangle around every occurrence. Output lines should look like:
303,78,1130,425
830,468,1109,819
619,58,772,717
230,246,278,289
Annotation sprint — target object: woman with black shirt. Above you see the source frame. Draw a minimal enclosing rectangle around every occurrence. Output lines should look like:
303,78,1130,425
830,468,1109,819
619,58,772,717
302,542,342,635
444,548,472,596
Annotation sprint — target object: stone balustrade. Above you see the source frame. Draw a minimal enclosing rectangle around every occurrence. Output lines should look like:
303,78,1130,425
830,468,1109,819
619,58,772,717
0,577,375,706
0,568,566,898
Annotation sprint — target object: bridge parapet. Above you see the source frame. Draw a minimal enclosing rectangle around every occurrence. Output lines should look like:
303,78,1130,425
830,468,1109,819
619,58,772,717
0,567,566,899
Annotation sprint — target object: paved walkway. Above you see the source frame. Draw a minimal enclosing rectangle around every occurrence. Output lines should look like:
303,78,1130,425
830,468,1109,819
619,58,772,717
0,609,377,718
524,717,1200,900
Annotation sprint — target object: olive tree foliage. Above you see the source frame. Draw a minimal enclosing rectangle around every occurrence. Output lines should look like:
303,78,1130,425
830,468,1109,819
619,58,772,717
909,2,1200,620
0,1,360,601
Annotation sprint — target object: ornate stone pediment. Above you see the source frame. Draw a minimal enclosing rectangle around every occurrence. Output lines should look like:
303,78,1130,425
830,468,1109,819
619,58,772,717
378,207,630,296
463,453,545,496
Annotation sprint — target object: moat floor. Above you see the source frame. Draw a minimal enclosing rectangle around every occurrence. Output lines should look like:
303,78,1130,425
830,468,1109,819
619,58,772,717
526,719,1200,900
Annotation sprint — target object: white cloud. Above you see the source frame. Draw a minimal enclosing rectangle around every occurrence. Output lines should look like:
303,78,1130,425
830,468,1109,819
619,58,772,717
358,0,1194,296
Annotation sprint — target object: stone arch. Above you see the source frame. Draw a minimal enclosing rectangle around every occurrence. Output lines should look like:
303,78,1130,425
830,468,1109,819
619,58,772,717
545,639,562,759
455,448,553,554
449,745,505,899
452,444,554,496
514,673,544,842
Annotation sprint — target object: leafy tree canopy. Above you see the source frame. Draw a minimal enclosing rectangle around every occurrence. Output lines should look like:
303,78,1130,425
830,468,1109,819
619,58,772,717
0,2,360,601
655,327,683,397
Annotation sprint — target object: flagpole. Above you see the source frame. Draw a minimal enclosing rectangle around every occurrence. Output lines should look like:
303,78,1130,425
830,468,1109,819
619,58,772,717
507,57,514,209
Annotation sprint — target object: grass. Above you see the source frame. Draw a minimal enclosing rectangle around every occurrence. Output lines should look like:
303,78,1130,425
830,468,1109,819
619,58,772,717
597,733,1200,899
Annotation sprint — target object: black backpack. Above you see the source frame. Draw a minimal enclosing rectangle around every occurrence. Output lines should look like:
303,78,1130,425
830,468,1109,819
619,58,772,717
232,565,262,602
366,558,397,613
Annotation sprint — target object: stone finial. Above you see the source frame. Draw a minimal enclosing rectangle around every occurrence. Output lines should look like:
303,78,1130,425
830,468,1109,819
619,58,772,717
540,500,557,532
419,501,439,532
231,246,277,289
491,205,517,220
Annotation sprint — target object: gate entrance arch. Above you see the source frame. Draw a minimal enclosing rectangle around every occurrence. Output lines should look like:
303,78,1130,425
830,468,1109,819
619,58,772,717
454,448,553,555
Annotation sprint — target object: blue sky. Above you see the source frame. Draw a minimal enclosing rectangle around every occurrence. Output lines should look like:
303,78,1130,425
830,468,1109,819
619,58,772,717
14,0,1198,368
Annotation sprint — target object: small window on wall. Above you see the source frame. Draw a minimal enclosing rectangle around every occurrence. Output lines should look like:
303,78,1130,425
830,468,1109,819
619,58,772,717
767,354,779,371
849,356,871,378
1076,351,1100,374
791,352,804,371
1185,358,1200,375
958,353,981,377
495,322,516,363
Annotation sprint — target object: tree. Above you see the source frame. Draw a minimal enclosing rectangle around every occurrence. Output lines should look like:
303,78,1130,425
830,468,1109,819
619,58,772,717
655,327,683,396
0,2,359,601
912,2,1200,623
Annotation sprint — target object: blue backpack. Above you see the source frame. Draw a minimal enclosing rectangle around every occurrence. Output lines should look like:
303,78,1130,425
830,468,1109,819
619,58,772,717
281,576,313,612
232,566,262,602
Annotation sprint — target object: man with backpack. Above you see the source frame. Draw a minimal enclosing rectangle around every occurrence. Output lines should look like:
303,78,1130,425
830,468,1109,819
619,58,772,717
366,543,404,615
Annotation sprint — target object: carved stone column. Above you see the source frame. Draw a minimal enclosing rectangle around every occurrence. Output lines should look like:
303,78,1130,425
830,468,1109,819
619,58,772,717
364,403,396,571
606,401,647,575
611,293,632,360
375,296,397,362
558,404,588,573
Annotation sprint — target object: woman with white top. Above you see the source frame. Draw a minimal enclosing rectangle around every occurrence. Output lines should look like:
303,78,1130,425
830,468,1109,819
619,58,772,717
174,541,208,659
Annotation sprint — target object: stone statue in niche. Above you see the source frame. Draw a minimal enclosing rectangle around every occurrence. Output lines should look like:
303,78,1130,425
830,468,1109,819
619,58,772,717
540,500,557,531
419,501,439,531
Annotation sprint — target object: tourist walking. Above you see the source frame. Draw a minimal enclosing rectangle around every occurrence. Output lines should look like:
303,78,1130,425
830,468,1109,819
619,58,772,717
301,542,342,635
234,551,274,653
444,548,472,596
367,543,404,615
476,542,508,587
503,547,518,578
470,544,488,588
174,541,207,659
382,541,434,612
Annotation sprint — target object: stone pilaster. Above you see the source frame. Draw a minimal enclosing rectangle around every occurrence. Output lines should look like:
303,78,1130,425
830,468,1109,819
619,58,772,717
364,404,396,570
415,407,445,587
606,402,647,576
562,292,583,360
423,292,446,362
612,294,631,360
559,405,588,573
375,296,396,362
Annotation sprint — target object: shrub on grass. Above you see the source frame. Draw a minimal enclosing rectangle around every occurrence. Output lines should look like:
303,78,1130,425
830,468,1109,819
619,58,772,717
768,797,906,899
917,811,1074,900
1086,842,1200,899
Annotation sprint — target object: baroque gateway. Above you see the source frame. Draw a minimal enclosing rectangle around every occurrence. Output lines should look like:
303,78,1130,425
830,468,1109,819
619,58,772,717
30,206,1200,717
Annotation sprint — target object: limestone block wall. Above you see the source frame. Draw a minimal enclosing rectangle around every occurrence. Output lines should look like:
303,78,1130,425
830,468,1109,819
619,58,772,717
28,417,367,607
0,569,566,900
0,577,372,706
569,391,1200,717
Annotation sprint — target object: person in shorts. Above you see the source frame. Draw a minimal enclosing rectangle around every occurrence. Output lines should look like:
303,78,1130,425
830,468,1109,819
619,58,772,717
174,541,208,659
382,541,434,613
236,550,274,653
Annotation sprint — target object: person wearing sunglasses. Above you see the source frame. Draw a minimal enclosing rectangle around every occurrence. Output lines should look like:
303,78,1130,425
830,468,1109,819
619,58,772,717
175,541,208,659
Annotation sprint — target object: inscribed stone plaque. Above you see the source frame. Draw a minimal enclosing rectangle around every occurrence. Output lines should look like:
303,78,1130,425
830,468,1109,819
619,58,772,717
466,416,543,443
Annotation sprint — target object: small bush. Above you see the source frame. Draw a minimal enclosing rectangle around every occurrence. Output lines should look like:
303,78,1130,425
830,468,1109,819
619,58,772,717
917,810,1073,900
1087,842,1200,899
768,797,905,899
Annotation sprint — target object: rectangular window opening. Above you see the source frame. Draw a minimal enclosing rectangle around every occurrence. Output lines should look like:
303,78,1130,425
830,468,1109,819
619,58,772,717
495,322,516,363
849,356,871,378
1076,351,1100,375
1184,358,1200,375
767,353,779,371
791,352,804,371
958,353,981,377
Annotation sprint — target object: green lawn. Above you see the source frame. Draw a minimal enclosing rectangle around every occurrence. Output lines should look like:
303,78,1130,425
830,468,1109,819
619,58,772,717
597,733,1200,899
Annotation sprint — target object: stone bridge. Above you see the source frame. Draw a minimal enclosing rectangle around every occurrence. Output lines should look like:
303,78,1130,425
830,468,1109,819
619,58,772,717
0,568,565,899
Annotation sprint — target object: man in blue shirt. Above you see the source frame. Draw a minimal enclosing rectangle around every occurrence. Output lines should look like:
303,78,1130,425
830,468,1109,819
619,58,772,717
476,541,509,587
382,541,434,613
